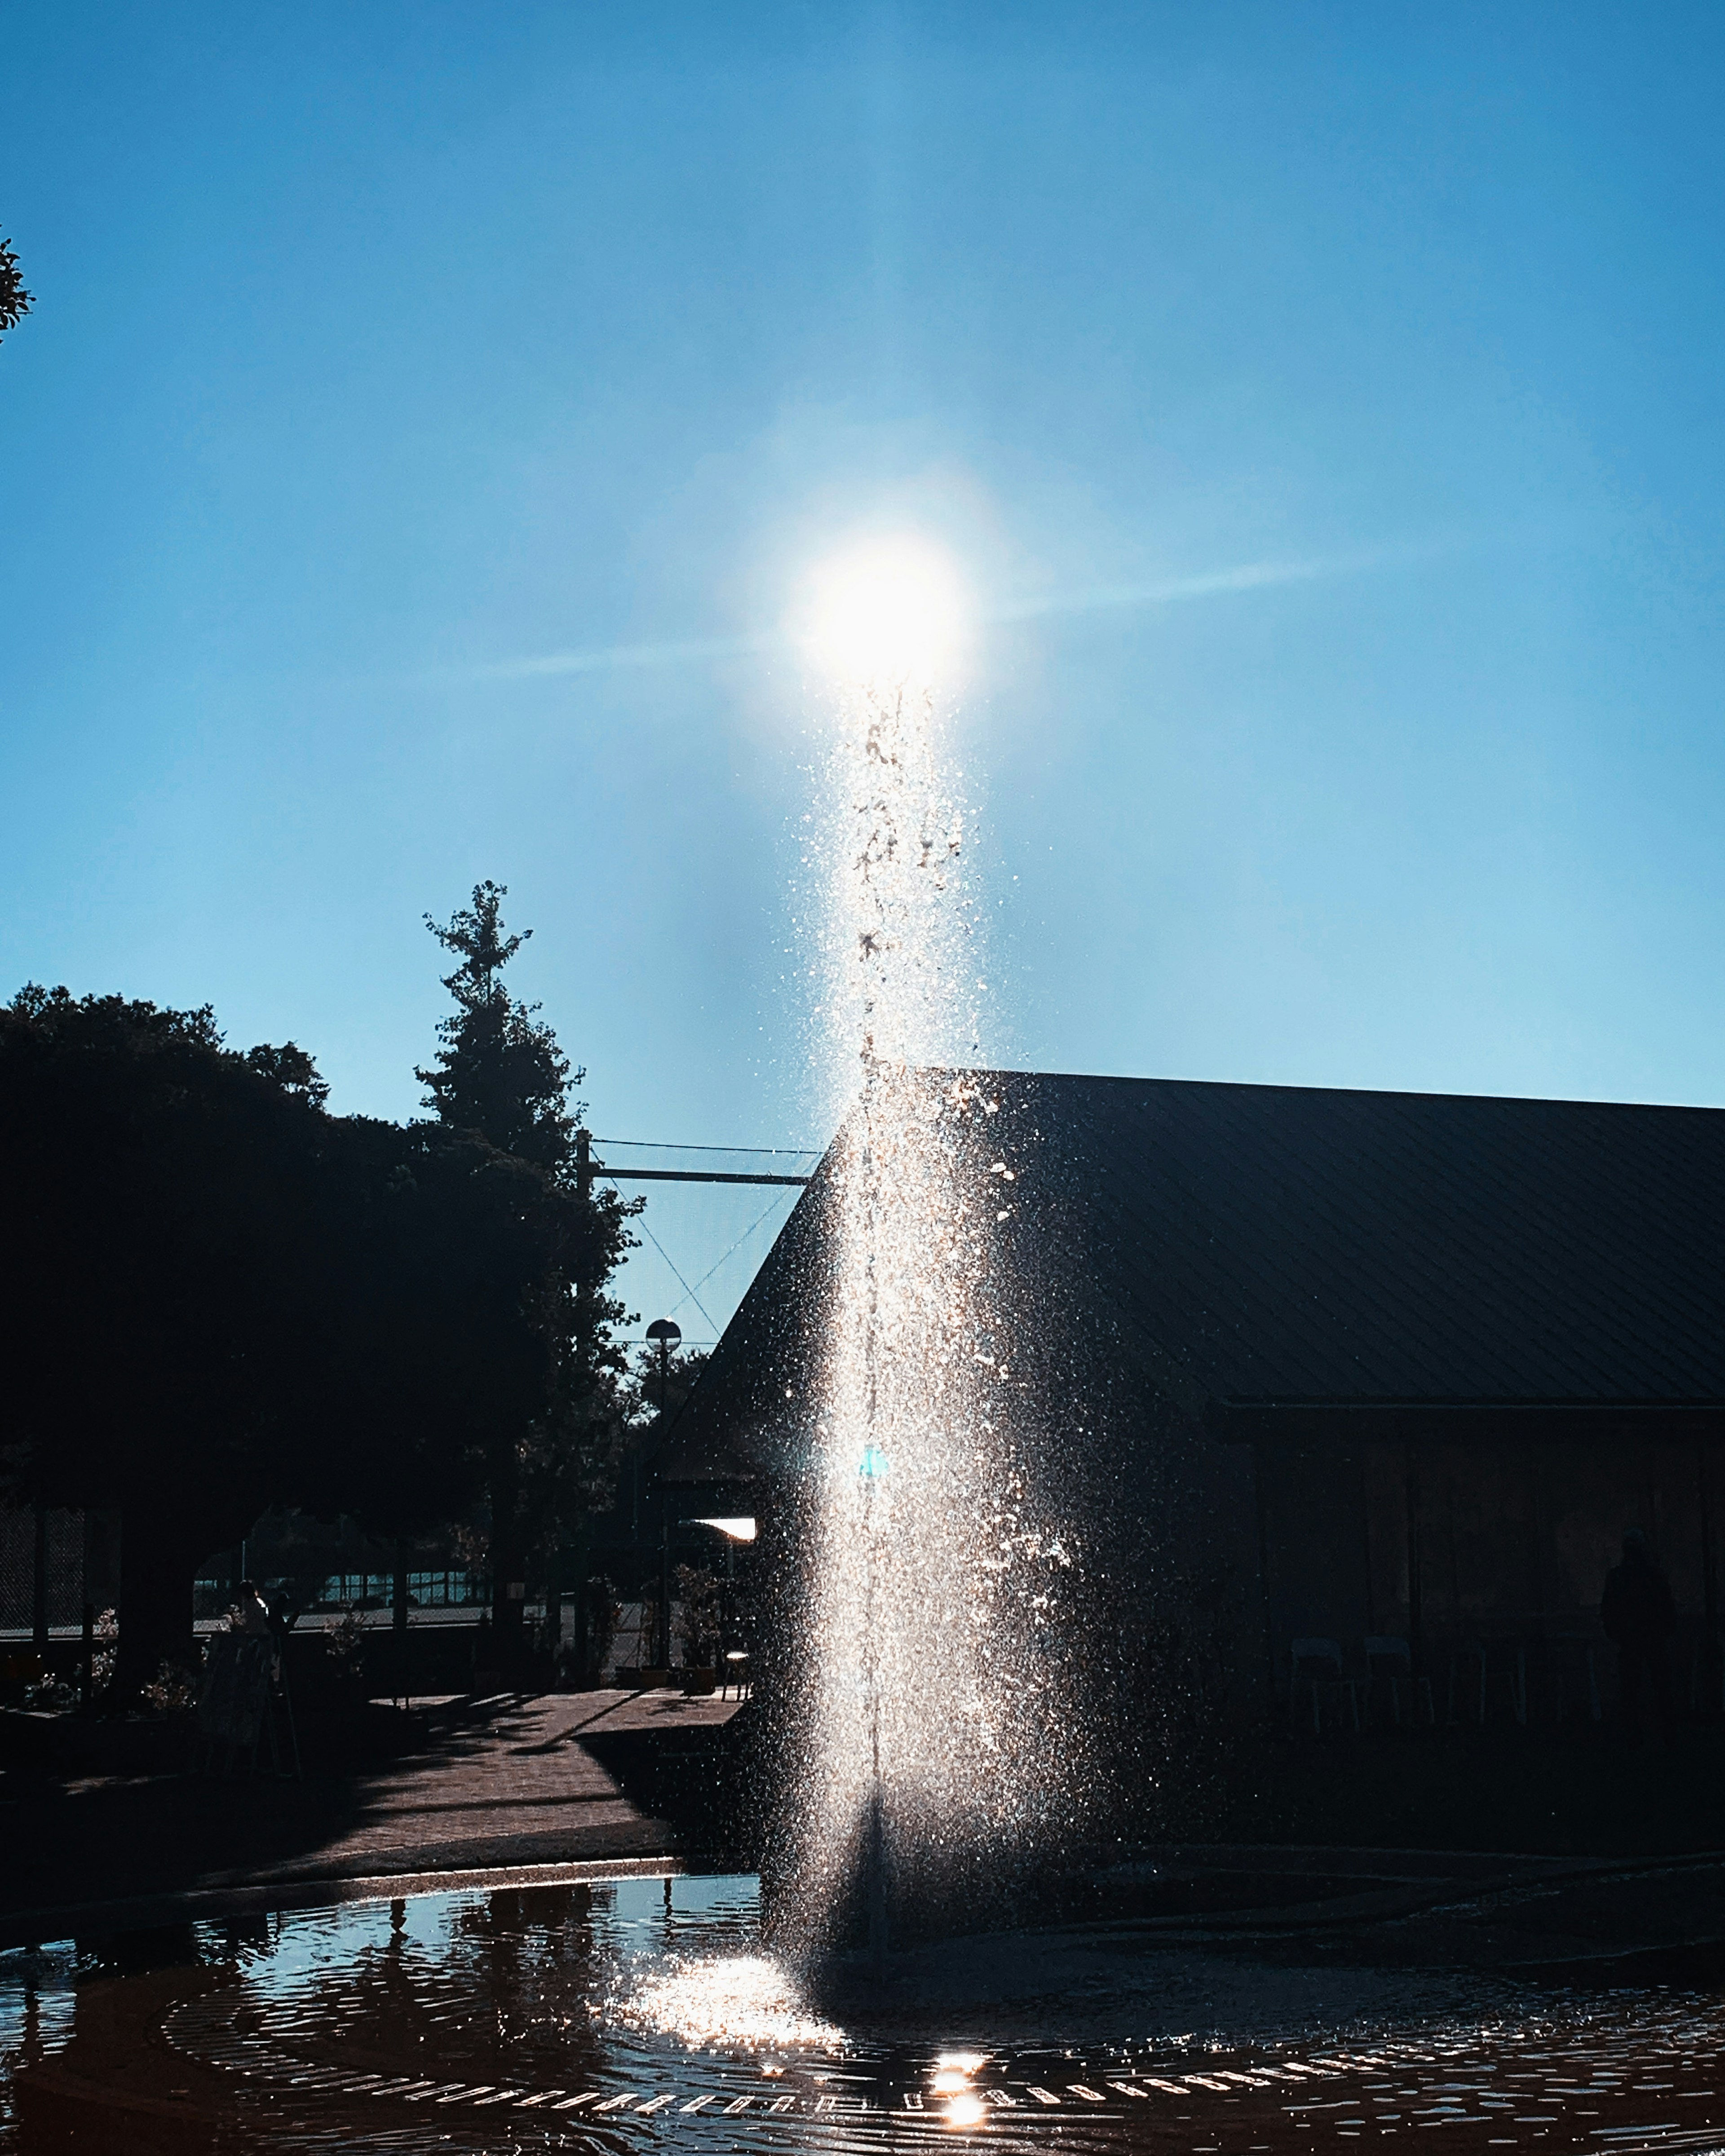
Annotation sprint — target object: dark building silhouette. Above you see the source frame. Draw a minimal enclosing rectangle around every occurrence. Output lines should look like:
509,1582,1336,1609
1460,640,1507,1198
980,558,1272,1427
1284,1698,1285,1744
675,1072,1725,1730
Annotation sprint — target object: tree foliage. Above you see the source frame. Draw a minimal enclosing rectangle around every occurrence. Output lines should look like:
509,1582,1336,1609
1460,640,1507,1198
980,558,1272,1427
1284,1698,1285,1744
0,983,589,1700
0,231,32,342
417,880,576,1170
0,884,637,1694
415,883,637,1642
623,1344,711,1432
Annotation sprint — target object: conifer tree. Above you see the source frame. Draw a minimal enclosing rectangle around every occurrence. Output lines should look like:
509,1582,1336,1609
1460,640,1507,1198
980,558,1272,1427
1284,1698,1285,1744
416,880,575,1171
416,882,636,1662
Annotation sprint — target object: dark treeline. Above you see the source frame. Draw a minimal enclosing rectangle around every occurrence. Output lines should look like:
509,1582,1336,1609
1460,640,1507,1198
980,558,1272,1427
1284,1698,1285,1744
0,883,635,1702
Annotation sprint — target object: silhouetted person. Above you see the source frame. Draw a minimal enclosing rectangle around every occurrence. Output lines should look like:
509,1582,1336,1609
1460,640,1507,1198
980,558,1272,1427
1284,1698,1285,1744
229,1580,271,1635
229,1579,281,1679
1601,1529,1676,1743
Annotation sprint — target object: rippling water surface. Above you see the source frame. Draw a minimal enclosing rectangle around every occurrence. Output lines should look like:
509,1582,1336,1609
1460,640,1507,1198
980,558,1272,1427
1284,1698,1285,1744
2,1873,1721,2154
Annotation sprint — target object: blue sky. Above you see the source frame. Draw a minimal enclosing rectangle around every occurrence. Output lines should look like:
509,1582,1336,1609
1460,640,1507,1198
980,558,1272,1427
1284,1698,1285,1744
6,3,1725,1329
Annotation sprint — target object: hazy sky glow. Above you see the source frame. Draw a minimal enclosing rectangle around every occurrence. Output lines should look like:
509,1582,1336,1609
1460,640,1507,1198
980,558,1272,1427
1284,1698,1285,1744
7,2,1725,1235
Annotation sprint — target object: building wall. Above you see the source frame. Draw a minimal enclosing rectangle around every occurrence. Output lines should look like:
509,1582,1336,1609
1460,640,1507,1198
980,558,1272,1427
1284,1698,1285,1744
1236,1424,1723,1708
1101,1387,1277,1727
1353,1430,1722,1707
1251,1439,1377,1666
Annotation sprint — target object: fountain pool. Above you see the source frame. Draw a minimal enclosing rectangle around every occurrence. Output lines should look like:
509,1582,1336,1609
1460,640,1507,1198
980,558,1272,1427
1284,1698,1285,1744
4,1871,1723,2156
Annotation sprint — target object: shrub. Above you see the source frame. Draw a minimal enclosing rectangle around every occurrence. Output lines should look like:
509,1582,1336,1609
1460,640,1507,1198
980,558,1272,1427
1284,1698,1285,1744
140,1652,200,1715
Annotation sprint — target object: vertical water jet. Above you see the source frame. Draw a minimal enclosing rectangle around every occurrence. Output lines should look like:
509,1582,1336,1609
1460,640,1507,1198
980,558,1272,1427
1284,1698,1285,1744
767,576,1095,1959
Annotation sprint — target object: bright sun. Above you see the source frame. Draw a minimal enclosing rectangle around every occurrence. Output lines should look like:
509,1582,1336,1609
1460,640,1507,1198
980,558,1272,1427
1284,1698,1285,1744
802,534,969,687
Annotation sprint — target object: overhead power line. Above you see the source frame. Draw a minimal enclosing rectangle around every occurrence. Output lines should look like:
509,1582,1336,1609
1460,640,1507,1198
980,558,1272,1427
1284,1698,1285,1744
600,1166,809,1186
594,1137,821,1156
587,1136,818,1188
594,1136,817,1338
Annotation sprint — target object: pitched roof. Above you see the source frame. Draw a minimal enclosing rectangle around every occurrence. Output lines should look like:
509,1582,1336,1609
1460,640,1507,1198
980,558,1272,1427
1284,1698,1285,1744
678,1072,1725,1458
1026,1072,1725,1407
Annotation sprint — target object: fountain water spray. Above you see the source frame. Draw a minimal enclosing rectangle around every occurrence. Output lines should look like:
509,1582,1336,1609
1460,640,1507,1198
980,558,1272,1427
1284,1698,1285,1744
771,545,1092,1961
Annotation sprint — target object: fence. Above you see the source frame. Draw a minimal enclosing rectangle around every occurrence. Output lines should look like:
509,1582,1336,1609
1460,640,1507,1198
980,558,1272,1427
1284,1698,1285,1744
318,1570,484,1609
4,1512,488,1639
192,1568,487,1615
0,1508,113,1638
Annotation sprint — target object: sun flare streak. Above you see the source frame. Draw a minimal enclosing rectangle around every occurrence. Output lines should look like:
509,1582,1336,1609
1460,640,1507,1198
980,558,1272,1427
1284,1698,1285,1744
462,544,1400,686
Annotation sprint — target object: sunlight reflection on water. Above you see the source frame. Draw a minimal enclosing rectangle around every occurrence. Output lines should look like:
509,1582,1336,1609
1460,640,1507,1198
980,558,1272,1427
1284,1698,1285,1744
611,1951,847,2052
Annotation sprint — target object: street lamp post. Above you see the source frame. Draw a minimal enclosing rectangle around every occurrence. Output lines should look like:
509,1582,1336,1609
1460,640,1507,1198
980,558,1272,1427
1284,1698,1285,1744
646,1318,681,1673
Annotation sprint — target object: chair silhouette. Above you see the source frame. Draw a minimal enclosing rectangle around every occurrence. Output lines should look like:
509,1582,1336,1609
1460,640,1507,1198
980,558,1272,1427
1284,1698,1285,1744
1289,1637,1359,1735
1689,1632,1724,1716
1446,1639,1526,1726
1543,1632,1602,1723
1363,1635,1433,1726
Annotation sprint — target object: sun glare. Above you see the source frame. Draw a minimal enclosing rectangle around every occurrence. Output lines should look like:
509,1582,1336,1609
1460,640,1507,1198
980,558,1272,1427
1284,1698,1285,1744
802,535,969,688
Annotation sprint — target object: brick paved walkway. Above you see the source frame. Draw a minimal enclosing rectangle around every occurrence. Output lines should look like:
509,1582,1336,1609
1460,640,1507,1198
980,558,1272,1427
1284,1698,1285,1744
1,1689,744,1945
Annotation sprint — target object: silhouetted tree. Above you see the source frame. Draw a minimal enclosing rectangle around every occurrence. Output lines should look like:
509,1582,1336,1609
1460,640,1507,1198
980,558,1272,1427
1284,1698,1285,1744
622,1344,711,1431
0,985,577,1703
0,231,32,343
0,989,342,1696
244,1039,330,1105
416,883,637,1660
417,881,575,1171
